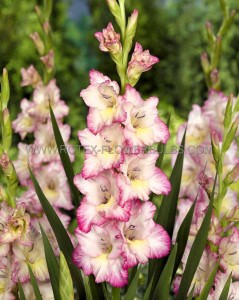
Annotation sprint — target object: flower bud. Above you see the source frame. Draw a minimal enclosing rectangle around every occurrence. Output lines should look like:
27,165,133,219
201,52,210,74
43,21,51,35
30,32,45,55
95,23,122,56
123,10,139,57
127,42,159,86
21,65,42,88
211,130,220,162
0,153,12,175
198,171,214,197
40,50,54,73
127,9,138,36
2,108,12,151
224,162,239,186
222,116,239,152
224,94,233,129
205,21,215,44
212,36,222,68
210,68,220,89
105,0,122,29
220,0,228,16
1,68,10,110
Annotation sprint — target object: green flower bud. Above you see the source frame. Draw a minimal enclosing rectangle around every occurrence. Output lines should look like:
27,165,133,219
224,94,233,129
44,0,53,21
205,21,215,45
222,117,239,153
2,108,12,151
30,32,45,55
220,0,229,17
212,36,222,68
124,10,138,57
210,68,220,90
201,52,210,74
105,0,122,29
1,68,10,110
211,131,220,162
224,162,239,186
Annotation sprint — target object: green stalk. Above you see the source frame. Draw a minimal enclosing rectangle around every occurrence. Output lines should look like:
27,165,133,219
119,0,126,41
118,0,128,94
111,287,121,300
201,0,236,90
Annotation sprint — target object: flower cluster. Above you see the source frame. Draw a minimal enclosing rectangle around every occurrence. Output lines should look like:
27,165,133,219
0,202,55,299
173,90,239,298
73,34,172,285
13,60,73,224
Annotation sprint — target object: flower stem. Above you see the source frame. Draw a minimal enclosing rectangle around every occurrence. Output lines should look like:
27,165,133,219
111,287,121,300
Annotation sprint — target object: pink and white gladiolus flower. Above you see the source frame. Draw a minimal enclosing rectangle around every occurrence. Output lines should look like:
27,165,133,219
79,123,125,178
120,201,170,269
127,43,159,85
12,236,49,283
21,65,42,88
21,282,54,300
31,79,69,121
73,223,128,287
95,23,122,55
80,70,126,133
0,257,14,300
219,227,239,279
74,170,131,233
123,85,169,147
0,203,32,247
12,99,35,139
117,153,171,202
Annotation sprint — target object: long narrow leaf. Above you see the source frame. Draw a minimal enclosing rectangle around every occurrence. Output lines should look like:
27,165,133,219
50,105,80,206
124,267,141,300
111,287,121,300
186,285,195,300
156,129,186,235
88,275,105,300
152,244,178,300
155,113,171,168
29,167,86,299
175,174,217,299
143,276,154,300
219,273,232,300
28,265,43,300
197,262,219,300
59,252,74,300
148,130,186,291
83,274,93,300
40,225,61,300
18,283,27,300
173,196,197,277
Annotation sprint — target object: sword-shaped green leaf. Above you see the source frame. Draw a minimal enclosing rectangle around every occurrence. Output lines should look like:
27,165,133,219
197,262,219,300
59,252,74,300
40,225,61,300
152,244,178,300
219,273,232,300
29,167,86,299
50,105,80,206
28,265,43,300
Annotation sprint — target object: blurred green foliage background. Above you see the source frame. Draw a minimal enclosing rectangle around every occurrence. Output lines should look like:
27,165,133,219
0,0,239,142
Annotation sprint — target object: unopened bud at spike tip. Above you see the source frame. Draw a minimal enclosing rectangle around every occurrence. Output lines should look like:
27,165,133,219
30,32,45,55
201,52,210,73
